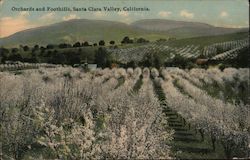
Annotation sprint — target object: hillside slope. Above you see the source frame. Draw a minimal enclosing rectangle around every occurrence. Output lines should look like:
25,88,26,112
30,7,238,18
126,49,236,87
0,19,153,47
0,19,248,47
131,19,248,37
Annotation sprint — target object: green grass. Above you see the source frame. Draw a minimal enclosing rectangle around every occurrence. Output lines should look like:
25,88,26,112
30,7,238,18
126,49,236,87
165,108,226,159
152,78,228,159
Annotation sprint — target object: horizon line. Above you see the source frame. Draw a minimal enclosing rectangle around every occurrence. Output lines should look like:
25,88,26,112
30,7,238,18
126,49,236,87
0,18,249,39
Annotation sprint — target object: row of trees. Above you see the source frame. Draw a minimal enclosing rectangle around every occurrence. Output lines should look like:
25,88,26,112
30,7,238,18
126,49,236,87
160,68,249,158
124,54,197,69
121,36,149,44
0,67,172,159
0,35,151,66
0,36,149,56
1,46,246,69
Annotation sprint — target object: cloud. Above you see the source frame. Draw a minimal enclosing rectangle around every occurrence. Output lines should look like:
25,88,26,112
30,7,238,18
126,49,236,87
0,16,36,38
39,12,55,20
116,11,130,23
20,11,29,17
180,10,194,19
219,11,228,18
122,18,132,23
93,11,106,17
222,24,246,28
158,11,172,17
118,11,129,17
63,14,80,21
134,13,144,18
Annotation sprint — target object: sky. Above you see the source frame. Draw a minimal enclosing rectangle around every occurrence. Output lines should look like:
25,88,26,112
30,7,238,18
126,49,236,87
0,0,249,38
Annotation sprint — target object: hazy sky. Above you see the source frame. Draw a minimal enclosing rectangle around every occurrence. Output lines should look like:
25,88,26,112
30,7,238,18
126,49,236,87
0,0,249,38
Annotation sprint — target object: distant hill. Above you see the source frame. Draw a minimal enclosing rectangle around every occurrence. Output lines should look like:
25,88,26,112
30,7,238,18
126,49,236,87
131,19,248,37
131,19,214,31
0,19,248,47
0,19,152,47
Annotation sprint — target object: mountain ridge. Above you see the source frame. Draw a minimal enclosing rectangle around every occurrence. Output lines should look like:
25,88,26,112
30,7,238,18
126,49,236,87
0,19,248,47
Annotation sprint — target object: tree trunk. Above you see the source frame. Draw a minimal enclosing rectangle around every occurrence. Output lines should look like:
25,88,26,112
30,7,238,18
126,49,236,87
183,118,186,126
210,132,216,151
221,140,233,159
199,129,204,142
